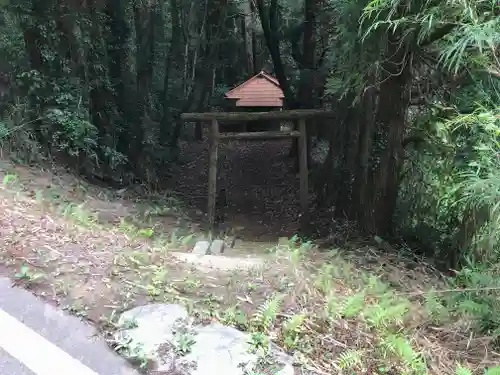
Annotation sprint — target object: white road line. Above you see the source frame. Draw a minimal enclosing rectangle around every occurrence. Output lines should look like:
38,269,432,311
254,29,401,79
0,308,101,375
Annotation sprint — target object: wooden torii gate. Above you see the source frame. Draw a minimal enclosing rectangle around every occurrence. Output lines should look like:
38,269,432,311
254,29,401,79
180,109,335,231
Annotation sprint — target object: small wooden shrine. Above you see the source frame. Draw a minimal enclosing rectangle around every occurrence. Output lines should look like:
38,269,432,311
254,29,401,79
224,71,284,132
225,71,284,107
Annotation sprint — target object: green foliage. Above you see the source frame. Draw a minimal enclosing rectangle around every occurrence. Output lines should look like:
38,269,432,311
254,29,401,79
281,313,305,350
2,173,17,185
399,88,500,260
423,290,450,324
336,349,363,370
14,264,45,285
379,334,426,372
448,263,500,335
454,366,500,375
251,294,283,332
378,0,500,270
455,365,473,375
0,0,251,181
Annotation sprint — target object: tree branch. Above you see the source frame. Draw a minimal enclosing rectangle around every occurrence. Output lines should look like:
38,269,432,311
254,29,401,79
316,47,327,68
289,23,304,66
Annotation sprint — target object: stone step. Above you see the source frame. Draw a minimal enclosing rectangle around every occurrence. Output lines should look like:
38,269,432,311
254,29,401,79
209,239,225,255
191,238,279,257
171,252,264,271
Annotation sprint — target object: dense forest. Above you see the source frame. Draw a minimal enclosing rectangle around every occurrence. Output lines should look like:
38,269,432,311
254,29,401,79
0,0,498,269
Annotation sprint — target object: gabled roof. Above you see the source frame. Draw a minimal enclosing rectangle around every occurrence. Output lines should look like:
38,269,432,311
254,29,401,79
225,71,283,99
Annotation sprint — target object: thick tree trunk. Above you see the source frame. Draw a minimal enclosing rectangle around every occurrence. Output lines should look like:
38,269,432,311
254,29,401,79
320,35,411,236
357,36,411,235
255,0,296,108
86,1,118,180
131,1,156,170
292,0,317,170
160,0,181,150
21,0,54,145
105,0,130,158
240,0,255,75
348,87,377,220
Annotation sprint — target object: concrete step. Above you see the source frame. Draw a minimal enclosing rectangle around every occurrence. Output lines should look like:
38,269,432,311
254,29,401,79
171,252,265,272
190,238,277,257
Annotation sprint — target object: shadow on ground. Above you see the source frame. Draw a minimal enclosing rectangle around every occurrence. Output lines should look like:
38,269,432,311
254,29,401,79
164,135,303,241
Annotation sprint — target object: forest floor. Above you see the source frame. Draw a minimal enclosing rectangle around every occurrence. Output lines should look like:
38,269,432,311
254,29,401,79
164,136,302,239
0,139,498,374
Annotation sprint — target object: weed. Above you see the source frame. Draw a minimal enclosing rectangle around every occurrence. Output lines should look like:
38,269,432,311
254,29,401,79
59,202,97,227
120,318,139,330
14,264,45,286
2,173,17,186
218,305,249,329
172,332,196,355
2,170,500,375
181,277,201,291
172,319,197,356
336,349,363,372
113,335,150,369
65,301,89,318
250,294,282,332
247,332,269,356
246,282,257,291
137,227,154,238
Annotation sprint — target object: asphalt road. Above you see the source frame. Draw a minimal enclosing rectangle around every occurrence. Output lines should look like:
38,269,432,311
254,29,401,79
0,277,139,375
0,348,36,375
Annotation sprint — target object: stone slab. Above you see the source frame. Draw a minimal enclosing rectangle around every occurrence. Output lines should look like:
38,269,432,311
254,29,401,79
209,239,225,255
192,241,210,255
171,252,264,272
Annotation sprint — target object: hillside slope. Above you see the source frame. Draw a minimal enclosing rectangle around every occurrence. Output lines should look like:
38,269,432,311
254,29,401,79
0,159,497,375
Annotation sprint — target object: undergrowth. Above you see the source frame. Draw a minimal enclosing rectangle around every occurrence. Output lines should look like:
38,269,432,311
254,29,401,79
2,159,500,375
217,239,500,375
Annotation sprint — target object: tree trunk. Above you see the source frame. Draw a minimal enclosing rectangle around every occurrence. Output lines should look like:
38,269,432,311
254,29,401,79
240,0,255,75
292,0,317,170
255,0,295,108
105,0,130,158
349,87,377,220
160,0,181,150
132,1,156,170
21,0,53,145
357,35,411,235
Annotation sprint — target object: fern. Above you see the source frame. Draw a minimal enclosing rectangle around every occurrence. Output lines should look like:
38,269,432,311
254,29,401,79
251,294,283,332
324,293,342,320
457,299,489,316
423,290,450,324
336,349,363,370
455,364,473,375
281,313,306,350
282,313,305,335
341,291,366,318
314,264,335,294
379,334,418,366
364,294,410,329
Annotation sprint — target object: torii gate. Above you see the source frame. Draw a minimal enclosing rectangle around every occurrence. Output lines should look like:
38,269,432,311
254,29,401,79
181,109,335,232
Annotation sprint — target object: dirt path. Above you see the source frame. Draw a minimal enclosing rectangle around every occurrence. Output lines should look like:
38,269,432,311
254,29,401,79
166,136,301,240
